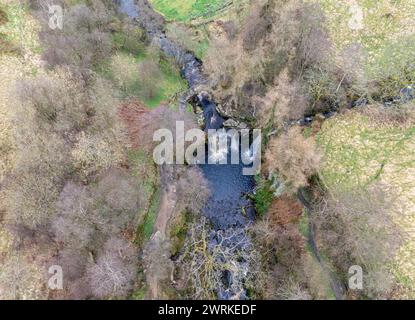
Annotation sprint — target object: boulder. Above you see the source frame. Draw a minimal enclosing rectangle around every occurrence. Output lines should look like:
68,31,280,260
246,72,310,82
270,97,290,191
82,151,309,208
223,119,248,129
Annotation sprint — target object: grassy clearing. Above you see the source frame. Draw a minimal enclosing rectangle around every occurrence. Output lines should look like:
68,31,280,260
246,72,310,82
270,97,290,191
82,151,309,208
150,0,231,22
165,22,210,59
318,111,415,189
151,0,250,59
252,176,274,216
154,58,188,108
317,108,415,298
100,51,187,109
128,150,161,244
0,1,41,56
141,188,161,240
311,0,415,96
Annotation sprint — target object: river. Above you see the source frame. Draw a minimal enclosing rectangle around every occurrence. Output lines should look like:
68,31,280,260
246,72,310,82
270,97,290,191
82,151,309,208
118,0,257,299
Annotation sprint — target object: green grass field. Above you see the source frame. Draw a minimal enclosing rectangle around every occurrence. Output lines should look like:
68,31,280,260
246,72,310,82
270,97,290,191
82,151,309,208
99,51,187,109
317,107,415,298
150,0,230,21
311,0,415,96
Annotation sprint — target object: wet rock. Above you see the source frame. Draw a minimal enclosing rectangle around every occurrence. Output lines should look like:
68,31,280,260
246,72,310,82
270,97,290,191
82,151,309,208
195,105,203,114
223,119,239,128
322,111,336,119
216,102,235,118
223,119,248,129
297,116,313,126
353,97,368,107
196,112,205,127
400,85,414,103
222,270,233,288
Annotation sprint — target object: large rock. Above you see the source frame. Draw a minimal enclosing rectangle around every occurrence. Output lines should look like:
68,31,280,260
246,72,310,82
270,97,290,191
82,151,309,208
216,102,236,118
223,119,248,129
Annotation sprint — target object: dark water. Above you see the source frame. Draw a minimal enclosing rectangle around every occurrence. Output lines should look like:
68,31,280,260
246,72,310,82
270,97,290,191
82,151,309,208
200,141,256,229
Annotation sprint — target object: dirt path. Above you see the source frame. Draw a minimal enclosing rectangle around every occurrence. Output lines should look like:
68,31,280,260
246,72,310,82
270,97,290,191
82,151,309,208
297,189,346,300
154,185,177,237
147,185,177,299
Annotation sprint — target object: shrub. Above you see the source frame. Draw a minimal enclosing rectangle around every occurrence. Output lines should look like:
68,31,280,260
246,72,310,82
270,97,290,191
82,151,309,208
109,53,139,94
4,131,70,228
66,277,92,300
118,100,153,150
115,19,146,54
118,102,197,153
360,103,415,127
0,6,7,25
166,23,207,58
240,0,270,52
176,167,210,214
205,37,238,83
257,68,309,128
336,43,368,99
71,131,124,181
313,184,402,298
57,247,90,282
303,67,339,112
91,168,144,235
137,59,163,100
252,177,274,216
275,277,312,300
250,210,308,299
368,36,415,101
52,182,94,247
86,75,124,133
268,195,303,226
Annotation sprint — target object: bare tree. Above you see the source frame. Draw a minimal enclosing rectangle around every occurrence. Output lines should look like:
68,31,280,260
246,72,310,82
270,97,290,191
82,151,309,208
178,218,262,300
57,248,90,282
176,166,211,214
92,168,145,235
87,237,137,298
265,126,321,189
15,71,88,134
52,182,94,247
37,0,113,70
